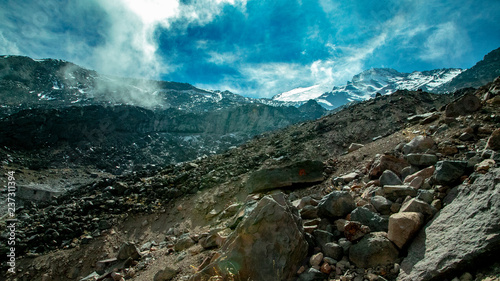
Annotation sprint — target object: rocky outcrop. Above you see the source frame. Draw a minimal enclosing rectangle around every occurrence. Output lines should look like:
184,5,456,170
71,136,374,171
190,193,308,281
398,168,500,281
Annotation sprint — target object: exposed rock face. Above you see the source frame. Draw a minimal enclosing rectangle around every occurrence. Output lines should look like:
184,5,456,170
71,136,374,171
317,191,356,219
398,168,500,281
246,160,324,193
349,232,399,268
190,193,308,281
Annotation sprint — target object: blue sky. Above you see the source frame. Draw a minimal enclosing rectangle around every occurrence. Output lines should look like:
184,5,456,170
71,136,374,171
1,0,499,98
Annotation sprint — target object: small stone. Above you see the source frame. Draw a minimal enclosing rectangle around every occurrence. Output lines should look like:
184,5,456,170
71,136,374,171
310,252,324,267
320,262,332,274
350,207,388,232
416,190,434,204
338,238,352,253
344,221,370,241
174,235,195,252
349,143,365,152
297,265,306,275
459,272,473,281
476,159,495,173
431,199,442,210
383,185,417,201
390,203,401,213
322,242,343,260
409,176,424,189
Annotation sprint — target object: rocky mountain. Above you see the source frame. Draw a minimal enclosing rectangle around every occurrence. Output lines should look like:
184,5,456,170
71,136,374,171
273,68,464,110
436,47,500,92
0,55,327,173
2,76,500,281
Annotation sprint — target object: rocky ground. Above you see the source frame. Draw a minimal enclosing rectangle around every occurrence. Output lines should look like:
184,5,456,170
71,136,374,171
1,77,500,281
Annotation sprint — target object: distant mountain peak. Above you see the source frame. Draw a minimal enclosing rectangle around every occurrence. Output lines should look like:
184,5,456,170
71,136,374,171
271,67,464,110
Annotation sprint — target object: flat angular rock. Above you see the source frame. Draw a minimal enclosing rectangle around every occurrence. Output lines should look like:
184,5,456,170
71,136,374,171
404,166,435,183
398,169,500,281
349,232,399,268
348,143,364,152
388,212,424,249
246,160,324,193
383,185,417,201
317,191,355,219
117,242,141,260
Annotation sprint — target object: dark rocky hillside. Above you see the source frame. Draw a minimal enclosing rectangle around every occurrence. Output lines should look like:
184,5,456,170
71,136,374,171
437,47,500,92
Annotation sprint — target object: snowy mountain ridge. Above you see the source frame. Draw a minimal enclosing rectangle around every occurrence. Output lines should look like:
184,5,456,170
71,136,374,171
272,67,464,109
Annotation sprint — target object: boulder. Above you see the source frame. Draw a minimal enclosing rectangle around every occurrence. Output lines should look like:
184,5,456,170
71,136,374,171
370,195,393,215
444,93,482,117
369,155,409,179
322,242,343,260
433,161,467,185
398,169,500,281
190,193,308,281
317,191,355,219
350,207,388,232
117,242,141,260
405,154,438,167
349,232,399,268
154,266,178,281
246,160,324,193
402,136,435,155
399,198,437,221
388,212,424,249
379,170,403,186
486,128,500,150
174,235,195,251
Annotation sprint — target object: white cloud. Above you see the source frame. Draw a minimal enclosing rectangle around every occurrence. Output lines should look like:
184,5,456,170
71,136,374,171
0,32,20,55
419,22,470,63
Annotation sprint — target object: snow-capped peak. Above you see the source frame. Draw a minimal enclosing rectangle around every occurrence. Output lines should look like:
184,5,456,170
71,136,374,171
272,84,332,102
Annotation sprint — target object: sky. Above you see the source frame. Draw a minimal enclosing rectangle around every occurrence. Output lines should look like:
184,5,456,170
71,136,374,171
1,0,500,98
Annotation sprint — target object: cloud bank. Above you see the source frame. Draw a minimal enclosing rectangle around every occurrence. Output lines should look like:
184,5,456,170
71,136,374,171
1,0,499,98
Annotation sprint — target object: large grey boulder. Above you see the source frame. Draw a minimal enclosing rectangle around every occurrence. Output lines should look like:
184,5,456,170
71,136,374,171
397,168,500,281
246,160,324,193
317,191,355,219
190,193,308,281
349,232,399,268
444,93,482,117
433,160,467,185
402,136,435,155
